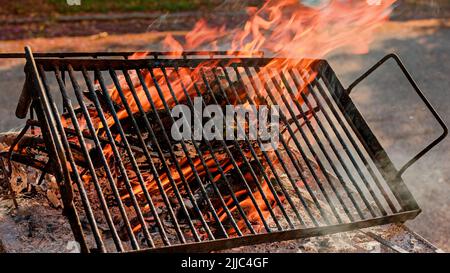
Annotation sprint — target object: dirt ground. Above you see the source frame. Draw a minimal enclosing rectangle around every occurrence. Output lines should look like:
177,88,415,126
0,14,449,251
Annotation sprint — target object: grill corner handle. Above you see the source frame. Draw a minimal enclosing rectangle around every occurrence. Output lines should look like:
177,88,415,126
15,71,33,119
346,53,448,177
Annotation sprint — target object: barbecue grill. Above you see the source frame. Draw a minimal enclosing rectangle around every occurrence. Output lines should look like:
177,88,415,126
0,46,446,253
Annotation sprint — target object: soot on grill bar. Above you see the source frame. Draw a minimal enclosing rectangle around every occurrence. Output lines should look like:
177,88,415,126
0,0,448,255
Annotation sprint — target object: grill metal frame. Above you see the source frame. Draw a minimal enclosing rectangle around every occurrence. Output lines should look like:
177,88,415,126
4,46,447,253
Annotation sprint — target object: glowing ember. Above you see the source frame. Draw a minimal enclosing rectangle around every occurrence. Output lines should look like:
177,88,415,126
57,0,397,237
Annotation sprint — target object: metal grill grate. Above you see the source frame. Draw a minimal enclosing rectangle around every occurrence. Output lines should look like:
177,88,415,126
7,47,447,252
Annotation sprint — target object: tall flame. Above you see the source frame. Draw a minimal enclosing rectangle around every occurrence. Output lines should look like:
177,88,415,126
164,0,395,58
98,0,396,131
62,0,397,237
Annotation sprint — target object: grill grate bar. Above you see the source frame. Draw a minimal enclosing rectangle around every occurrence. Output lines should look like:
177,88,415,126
124,66,217,241
269,69,356,218
38,66,108,252
80,68,179,245
212,67,305,228
245,66,342,224
67,66,144,250
110,67,217,242
290,70,387,216
175,67,274,233
215,66,311,227
110,68,194,245
263,67,360,222
12,48,443,252
158,67,241,237
292,69,389,215
230,66,322,226
92,69,154,249
163,65,292,232
89,66,187,246
117,67,204,244
168,66,250,236
309,75,398,213
196,68,283,232
284,69,375,215
206,67,296,229
279,69,379,217
57,66,126,252
96,68,199,245
143,66,250,239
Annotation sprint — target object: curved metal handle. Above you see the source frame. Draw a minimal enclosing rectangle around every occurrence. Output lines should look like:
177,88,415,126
15,69,33,119
346,53,448,177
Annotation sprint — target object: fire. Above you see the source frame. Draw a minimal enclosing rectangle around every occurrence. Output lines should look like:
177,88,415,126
216,179,280,234
164,0,395,57
97,0,395,128
56,0,397,238
122,151,242,200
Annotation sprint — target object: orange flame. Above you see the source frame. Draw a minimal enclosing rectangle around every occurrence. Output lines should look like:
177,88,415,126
100,0,395,127
60,0,397,237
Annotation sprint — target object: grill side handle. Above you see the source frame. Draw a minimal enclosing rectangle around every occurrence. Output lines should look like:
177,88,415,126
346,53,448,177
16,67,33,119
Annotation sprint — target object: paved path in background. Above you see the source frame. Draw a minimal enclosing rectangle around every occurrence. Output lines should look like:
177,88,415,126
0,19,449,250
328,20,450,250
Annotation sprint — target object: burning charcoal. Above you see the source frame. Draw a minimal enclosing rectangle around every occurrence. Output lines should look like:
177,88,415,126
176,199,195,222
46,190,61,208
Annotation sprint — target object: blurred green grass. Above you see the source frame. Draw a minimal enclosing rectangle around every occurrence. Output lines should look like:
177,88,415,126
0,0,218,15
49,0,215,13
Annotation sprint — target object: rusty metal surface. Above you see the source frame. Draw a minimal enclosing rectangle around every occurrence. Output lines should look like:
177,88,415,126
7,47,445,253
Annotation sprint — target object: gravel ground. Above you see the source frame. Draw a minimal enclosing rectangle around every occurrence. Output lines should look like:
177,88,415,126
0,19,449,251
